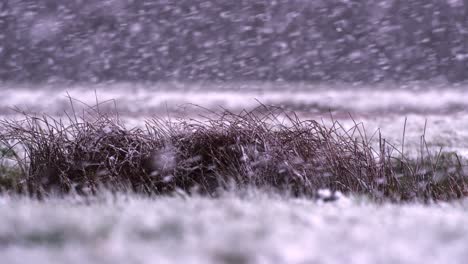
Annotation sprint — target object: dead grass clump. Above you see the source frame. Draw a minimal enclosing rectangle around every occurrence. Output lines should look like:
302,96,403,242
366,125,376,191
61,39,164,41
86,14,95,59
0,107,162,197
1,102,467,202
161,109,383,197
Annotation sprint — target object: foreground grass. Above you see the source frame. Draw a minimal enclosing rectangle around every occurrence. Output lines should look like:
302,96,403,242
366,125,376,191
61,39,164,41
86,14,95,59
0,102,467,202
1,192,468,264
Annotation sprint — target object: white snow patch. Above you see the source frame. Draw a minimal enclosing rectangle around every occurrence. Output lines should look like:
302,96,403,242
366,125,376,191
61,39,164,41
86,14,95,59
1,82,468,115
0,194,468,264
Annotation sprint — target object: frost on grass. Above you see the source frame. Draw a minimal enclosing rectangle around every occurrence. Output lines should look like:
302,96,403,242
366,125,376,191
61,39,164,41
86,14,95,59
0,102,467,202
1,193,468,264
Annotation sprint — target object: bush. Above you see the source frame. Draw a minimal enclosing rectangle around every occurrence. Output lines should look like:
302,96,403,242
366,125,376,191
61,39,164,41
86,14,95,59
0,102,467,202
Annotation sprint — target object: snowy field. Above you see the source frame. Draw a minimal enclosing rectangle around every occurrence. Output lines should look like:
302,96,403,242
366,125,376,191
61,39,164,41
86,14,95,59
1,82,468,263
1,193,468,264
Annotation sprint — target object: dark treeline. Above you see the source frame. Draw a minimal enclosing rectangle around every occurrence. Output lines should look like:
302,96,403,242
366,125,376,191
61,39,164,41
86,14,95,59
1,0,468,83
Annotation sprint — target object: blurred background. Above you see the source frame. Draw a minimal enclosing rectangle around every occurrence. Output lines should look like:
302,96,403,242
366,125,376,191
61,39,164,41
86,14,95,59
1,0,468,84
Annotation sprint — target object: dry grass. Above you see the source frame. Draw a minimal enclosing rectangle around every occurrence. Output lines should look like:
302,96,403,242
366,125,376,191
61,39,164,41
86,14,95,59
0,100,467,202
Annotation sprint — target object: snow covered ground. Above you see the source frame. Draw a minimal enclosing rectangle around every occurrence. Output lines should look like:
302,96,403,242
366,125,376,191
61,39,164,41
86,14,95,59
1,82,468,263
1,193,468,264
1,82,467,116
